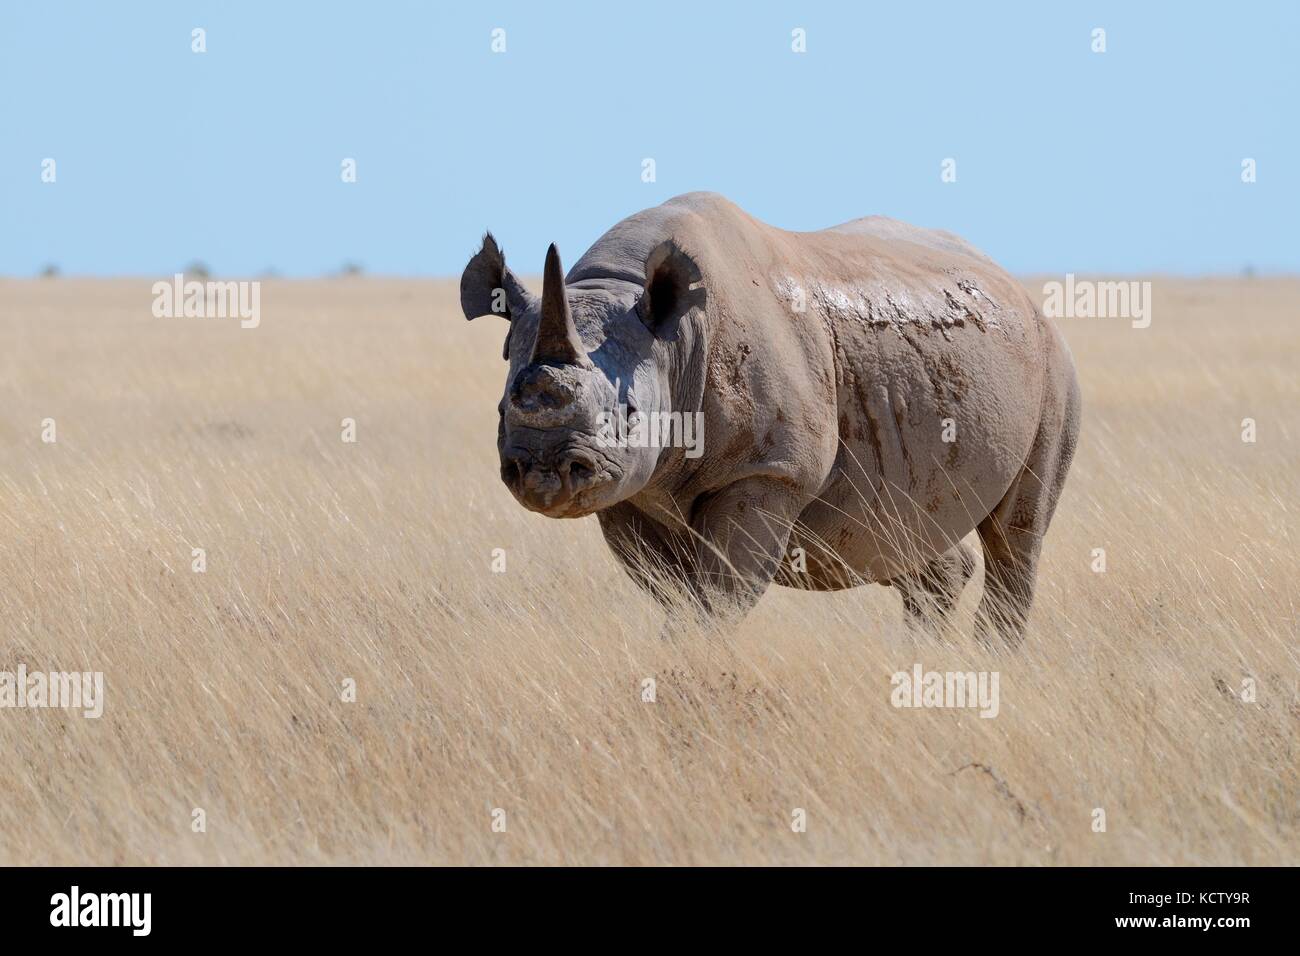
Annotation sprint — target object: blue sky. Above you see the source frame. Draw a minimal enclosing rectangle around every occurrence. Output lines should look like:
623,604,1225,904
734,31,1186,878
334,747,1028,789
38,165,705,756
2,1,1296,277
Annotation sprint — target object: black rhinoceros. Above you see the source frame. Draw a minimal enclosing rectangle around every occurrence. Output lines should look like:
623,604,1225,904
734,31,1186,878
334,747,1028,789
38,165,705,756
461,193,1080,644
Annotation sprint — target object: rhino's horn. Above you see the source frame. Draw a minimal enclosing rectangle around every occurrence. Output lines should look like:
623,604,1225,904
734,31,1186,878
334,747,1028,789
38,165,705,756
532,244,588,366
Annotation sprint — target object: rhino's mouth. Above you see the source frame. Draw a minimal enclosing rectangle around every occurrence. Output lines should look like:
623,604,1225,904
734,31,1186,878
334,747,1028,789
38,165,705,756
500,443,623,518
532,499,600,519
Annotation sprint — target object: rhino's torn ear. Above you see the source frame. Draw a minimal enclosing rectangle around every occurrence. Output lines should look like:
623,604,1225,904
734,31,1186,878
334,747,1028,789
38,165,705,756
460,232,535,323
639,238,705,333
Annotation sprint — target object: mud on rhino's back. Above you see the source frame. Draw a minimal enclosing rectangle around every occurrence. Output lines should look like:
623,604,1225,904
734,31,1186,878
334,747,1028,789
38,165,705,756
777,220,1048,585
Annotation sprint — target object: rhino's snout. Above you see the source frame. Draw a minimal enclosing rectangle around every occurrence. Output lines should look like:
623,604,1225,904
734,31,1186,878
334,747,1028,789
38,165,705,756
502,359,625,516
501,447,609,517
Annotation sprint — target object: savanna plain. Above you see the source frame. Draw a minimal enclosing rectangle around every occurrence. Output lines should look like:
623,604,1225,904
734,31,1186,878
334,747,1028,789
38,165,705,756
0,275,1295,865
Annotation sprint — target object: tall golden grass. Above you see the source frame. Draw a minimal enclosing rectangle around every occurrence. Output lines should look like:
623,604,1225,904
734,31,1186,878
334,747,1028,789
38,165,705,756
0,276,1294,865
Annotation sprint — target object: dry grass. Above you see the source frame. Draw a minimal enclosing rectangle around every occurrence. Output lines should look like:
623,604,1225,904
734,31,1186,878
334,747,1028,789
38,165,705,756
0,275,1295,865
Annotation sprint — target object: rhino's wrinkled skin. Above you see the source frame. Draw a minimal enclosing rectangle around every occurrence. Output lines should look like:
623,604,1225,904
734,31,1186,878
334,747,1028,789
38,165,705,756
461,193,1080,643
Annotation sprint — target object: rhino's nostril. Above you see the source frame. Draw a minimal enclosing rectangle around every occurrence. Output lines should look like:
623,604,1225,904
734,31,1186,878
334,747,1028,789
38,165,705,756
564,452,605,491
501,454,526,488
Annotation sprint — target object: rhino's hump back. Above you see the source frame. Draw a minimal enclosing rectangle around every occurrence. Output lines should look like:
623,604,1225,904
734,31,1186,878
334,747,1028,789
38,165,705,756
823,215,997,267
568,195,1002,296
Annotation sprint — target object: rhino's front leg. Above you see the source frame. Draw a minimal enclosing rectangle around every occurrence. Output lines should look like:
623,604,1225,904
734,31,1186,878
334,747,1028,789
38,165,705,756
597,502,699,610
687,476,811,622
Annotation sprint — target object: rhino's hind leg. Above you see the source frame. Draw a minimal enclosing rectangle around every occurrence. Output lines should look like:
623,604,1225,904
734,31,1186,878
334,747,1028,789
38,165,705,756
974,492,1048,647
889,541,978,633
975,365,1080,647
